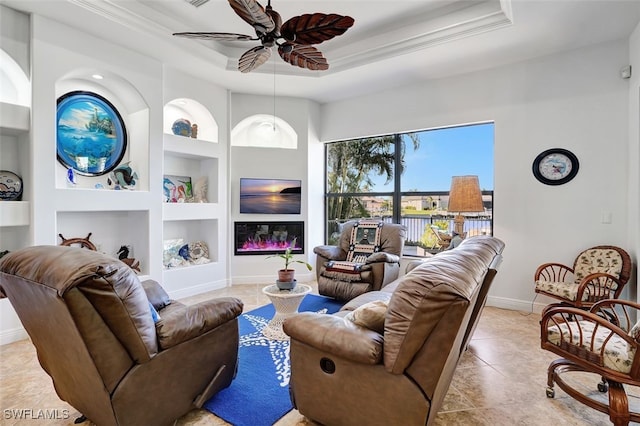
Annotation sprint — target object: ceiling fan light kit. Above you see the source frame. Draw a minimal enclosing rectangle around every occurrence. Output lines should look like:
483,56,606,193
173,0,354,73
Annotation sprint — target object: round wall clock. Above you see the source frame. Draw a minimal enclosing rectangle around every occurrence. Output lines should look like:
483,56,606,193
532,148,579,185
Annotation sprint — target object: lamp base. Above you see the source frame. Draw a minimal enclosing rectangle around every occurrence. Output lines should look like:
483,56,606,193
453,215,465,236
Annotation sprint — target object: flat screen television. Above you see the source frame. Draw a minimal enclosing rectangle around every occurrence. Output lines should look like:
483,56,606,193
240,178,301,214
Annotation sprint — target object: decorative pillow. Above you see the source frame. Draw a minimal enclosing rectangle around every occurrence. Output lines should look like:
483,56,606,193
149,302,161,323
345,300,388,334
142,279,171,310
574,248,623,285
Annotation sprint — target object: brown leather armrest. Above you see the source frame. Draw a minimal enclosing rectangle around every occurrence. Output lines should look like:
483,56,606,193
156,297,243,350
313,245,345,261
283,312,383,365
365,252,400,264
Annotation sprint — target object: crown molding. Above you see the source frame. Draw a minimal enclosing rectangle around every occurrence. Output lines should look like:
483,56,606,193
65,0,512,78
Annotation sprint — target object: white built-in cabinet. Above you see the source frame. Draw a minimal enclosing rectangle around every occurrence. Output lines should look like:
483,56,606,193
0,102,30,248
0,10,229,343
161,97,227,296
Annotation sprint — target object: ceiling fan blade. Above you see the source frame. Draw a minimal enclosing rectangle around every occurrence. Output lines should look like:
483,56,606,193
278,43,328,71
173,32,256,41
228,0,275,36
239,45,272,73
280,13,354,45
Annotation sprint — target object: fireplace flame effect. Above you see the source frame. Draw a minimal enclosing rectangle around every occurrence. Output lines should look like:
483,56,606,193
240,238,301,252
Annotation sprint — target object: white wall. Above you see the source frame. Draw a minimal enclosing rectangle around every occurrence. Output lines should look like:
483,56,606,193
630,21,640,300
320,40,635,312
229,93,318,284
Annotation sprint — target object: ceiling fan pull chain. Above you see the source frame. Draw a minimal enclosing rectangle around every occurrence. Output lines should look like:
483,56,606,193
273,55,276,131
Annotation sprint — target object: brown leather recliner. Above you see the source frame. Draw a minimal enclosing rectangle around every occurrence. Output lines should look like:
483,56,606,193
314,220,407,301
0,245,243,426
284,235,505,426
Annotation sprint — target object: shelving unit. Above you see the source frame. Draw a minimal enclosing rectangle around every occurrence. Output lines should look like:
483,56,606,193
0,9,33,344
161,97,226,295
0,100,31,251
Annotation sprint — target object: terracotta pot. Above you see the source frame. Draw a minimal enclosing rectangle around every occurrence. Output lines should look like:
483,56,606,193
278,269,295,283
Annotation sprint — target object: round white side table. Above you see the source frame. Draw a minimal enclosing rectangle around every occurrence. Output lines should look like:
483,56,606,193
261,283,311,340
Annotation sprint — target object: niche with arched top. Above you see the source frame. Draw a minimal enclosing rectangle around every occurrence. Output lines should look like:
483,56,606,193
54,68,150,190
0,49,30,107
231,114,298,149
164,98,218,143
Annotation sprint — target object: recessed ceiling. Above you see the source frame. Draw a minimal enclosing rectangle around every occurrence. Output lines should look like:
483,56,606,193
3,0,640,103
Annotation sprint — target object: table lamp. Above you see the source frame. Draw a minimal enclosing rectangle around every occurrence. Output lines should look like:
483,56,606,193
448,175,484,236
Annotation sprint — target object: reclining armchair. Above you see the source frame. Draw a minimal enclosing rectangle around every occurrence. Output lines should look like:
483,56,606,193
0,245,243,426
285,236,505,426
313,220,406,301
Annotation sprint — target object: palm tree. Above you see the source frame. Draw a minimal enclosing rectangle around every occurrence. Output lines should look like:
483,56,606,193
326,134,419,222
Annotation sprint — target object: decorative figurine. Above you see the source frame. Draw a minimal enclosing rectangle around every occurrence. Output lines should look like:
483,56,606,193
190,123,198,139
117,245,141,273
67,168,77,185
110,162,138,189
193,177,208,203
172,118,192,137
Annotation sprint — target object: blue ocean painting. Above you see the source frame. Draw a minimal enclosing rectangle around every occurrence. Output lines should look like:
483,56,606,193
240,178,301,214
56,92,126,176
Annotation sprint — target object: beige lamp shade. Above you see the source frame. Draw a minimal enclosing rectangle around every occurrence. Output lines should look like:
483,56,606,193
448,176,484,236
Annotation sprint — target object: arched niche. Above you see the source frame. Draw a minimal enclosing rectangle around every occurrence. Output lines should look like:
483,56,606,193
0,49,30,106
54,68,150,190
231,114,297,149
164,98,218,143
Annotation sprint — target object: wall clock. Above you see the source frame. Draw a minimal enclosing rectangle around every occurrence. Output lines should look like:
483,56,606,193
532,148,579,185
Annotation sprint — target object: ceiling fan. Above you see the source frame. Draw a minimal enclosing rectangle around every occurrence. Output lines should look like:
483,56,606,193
173,0,355,73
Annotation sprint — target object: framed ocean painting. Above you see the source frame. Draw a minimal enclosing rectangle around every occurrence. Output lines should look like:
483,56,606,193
56,91,127,176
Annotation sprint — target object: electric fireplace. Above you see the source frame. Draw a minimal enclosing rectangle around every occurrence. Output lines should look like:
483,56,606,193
234,221,305,256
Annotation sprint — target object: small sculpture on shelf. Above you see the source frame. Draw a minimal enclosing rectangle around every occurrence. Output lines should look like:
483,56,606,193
190,123,198,139
172,118,192,137
117,245,141,273
193,177,208,203
163,239,211,268
110,162,138,190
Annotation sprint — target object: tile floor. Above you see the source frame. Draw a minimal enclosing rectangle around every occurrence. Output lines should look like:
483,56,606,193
1,283,637,426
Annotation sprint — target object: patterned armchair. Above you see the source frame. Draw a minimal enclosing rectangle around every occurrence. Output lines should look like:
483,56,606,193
534,245,631,309
314,220,406,301
540,299,640,424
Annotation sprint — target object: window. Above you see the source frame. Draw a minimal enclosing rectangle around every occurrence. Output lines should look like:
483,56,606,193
324,123,494,256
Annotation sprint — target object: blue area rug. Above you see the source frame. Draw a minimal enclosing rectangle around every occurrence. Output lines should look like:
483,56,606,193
204,293,344,426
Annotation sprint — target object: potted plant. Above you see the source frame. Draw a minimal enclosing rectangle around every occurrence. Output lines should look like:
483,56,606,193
266,238,312,290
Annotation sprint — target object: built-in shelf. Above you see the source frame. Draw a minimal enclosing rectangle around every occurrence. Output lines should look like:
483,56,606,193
0,201,30,227
163,202,220,221
53,188,154,212
0,102,30,135
164,133,219,158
